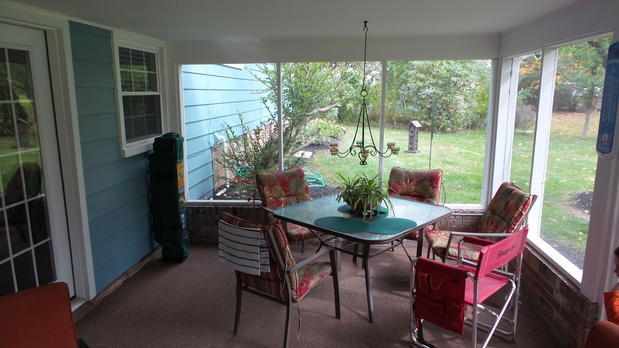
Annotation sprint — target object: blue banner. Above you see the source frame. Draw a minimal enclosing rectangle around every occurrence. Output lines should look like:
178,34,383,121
597,42,619,156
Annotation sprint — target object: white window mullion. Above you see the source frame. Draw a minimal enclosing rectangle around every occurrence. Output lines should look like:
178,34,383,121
502,57,522,184
528,48,558,237
378,60,387,186
485,58,517,203
276,62,284,171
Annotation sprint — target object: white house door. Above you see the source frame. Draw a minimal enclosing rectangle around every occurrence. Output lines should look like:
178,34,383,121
0,23,74,296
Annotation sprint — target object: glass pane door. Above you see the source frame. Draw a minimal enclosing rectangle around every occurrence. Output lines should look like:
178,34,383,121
0,24,72,295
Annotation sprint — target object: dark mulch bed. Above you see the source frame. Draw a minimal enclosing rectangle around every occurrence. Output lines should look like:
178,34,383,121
570,191,592,211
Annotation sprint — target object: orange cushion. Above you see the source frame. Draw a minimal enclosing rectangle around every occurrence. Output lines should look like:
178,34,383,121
0,282,78,348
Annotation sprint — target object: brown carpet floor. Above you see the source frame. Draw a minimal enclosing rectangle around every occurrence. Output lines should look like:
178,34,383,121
76,242,564,347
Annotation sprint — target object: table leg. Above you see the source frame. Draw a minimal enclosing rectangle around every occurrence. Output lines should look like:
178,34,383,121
416,229,424,258
362,243,374,323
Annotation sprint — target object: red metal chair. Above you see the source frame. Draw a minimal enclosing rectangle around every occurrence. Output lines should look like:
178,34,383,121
0,282,88,348
425,182,534,262
256,168,320,250
410,226,529,348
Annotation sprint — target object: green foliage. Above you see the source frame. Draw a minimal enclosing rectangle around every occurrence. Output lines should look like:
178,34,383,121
304,118,346,144
335,173,392,219
517,36,612,112
385,60,490,132
254,63,339,156
556,37,611,111
216,113,302,196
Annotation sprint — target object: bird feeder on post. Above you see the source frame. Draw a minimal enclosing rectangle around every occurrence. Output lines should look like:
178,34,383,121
406,121,422,153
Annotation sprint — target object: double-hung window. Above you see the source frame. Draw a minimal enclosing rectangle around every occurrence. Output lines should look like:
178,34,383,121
114,38,164,157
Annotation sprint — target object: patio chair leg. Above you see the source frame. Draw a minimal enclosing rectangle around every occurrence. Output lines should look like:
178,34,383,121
233,272,242,334
353,243,358,264
284,297,292,348
330,250,341,319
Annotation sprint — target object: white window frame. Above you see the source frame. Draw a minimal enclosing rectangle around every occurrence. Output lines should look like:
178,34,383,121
185,59,493,211
113,33,166,157
498,34,615,285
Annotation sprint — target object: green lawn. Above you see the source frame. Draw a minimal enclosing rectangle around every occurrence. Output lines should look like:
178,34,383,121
305,113,598,261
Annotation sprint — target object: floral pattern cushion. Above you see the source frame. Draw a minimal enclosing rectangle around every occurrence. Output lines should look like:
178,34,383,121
424,230,482,261
387,167,443,204
292,261,332,301
281,222,316,241
425,182,532,261
477,182,532,235
256,168,311,209
222,213,331,302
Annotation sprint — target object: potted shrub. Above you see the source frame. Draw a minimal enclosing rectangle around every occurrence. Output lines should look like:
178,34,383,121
335,173,392,219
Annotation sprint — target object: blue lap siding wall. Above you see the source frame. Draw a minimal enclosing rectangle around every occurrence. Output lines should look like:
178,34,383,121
183,64,272,199
70,21,156,293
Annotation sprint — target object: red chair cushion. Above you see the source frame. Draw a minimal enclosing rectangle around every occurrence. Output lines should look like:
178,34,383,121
0,282,78,348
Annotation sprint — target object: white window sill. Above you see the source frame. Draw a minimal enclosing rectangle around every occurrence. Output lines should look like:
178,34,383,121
121,137,156,157
526,235,583,284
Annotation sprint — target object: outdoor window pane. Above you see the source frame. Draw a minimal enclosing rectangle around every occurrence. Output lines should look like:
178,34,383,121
0,103,17,159
384,60,491,204
0,48,9,101
540,35,611,268
120,71,132,92
295,61,381,196
147,72,158,92
2,155,24,205
0,213,7,261
122,95,161,142
29,198,49,244
132,71,146,91
511,53,542,191
144,52,157,72
0,261,13,295
7,49,33,100
35,242,55,285
130,49,145,71
118,47,131,70
14,250,35,291
118,47,162,144
7,203,29,254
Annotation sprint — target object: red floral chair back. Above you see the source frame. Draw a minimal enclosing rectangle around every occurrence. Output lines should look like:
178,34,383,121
256,168,311,209
388,167,443,204
477,182,533,234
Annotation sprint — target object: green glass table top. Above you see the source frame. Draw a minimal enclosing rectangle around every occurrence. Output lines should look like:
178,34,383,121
269,195,452,243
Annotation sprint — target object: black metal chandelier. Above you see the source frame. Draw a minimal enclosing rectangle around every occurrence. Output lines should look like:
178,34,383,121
329,21,399,165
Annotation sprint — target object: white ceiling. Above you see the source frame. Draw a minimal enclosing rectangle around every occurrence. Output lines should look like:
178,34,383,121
15,0,581,42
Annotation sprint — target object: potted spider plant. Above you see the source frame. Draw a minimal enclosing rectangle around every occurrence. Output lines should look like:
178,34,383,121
335,173,392,219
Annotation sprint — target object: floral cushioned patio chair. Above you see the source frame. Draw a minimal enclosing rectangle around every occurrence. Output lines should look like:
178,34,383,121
425,182,535,263
218,212,340,348
352,167,445,263
256,168,321,250
388,167,444,239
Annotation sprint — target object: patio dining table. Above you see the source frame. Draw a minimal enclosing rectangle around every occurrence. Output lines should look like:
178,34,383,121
266,195,452,323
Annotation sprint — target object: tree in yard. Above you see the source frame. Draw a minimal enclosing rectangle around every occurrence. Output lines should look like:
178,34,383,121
555,36,611,139
386,60,490,132
255,62,341,159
